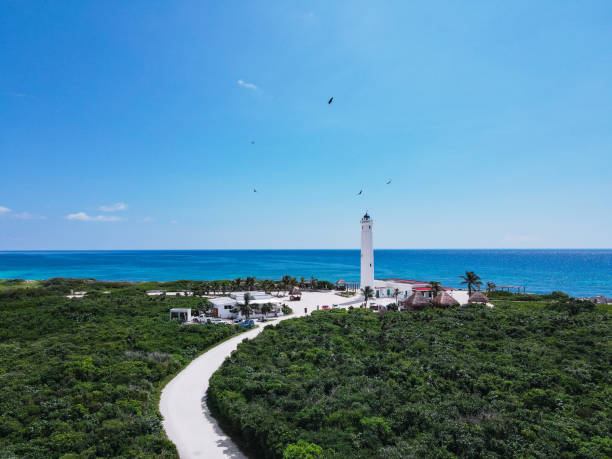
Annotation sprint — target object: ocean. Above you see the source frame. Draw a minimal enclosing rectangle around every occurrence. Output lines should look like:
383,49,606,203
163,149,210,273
1,250,611,297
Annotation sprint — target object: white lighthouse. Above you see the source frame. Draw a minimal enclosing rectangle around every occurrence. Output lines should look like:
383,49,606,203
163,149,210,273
360,212,374,290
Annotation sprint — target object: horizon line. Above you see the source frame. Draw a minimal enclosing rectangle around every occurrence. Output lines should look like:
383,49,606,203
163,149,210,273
2,248,612,252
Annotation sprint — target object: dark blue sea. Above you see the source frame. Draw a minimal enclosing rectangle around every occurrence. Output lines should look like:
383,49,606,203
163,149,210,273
1,250,611,297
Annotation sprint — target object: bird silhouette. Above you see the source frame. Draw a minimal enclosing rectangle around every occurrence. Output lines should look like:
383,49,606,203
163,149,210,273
253,188,257,193
386,179,392,184
328,97,334,104
251,140,255,144
357,189,363,196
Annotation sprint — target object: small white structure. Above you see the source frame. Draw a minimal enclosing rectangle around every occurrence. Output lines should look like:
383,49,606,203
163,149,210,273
209,297,238,319
66,290,87,299
169,308,192,322
360,213,374,290
147,290,193,296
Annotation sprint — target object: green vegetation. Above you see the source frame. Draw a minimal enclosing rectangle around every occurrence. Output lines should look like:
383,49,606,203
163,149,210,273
208,297,612,458
0,279,245,458
0,279,41,291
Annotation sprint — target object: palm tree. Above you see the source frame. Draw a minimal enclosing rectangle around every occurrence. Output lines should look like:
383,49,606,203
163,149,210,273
310,277,318,290
460,271,482,297
281,275,293,295
486,282,496,294
261,279,274,294
245,277,256,292
299,277,306,289
429,281,442,298
240,293,252,320
232,278,242,292
393,288,401,308
361,285,374,308
260,302,272,320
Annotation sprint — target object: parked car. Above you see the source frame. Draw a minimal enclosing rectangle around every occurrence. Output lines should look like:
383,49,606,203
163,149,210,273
238,319,255,328
232,318,244,324
332,304,341,309
322,305,330,310
206,318,225,325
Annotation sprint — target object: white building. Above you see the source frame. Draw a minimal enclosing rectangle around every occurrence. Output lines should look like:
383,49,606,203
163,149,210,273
169,308,192,322
373,279,453,299
360,213,374,290
209,296,238,319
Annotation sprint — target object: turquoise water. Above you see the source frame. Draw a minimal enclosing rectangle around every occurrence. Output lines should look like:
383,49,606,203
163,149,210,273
1,250,611,297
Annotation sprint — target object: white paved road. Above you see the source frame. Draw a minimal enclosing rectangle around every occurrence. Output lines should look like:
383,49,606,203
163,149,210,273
159,291,355,459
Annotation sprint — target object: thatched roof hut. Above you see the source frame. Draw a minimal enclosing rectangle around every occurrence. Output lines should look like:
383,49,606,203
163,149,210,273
468,291,489,304
401,292,431,310
289,286,302,301
432,292,460,308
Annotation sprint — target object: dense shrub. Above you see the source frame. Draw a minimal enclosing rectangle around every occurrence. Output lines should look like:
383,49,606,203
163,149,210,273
0,281,243,458
208,304,611,458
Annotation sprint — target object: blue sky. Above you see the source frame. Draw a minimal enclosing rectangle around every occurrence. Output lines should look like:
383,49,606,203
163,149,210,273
1,1,611,249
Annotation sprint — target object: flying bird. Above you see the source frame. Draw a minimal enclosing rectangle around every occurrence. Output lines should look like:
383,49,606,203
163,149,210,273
253,188,257,193
386,179,392,184
328,97,334,104
251,140,255,144
356,189,363,196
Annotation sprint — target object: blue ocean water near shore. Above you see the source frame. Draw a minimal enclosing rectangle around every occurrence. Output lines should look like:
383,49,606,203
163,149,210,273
1,250,611,297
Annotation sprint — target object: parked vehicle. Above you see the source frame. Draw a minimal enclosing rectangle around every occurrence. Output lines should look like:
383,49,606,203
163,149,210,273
206,318,225,325
322,305,330,310
238,319,255,328
232,318,244,324
332,304,341,309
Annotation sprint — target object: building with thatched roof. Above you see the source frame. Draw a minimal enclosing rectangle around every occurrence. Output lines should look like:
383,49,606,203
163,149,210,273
401,292,431,311
468,291,489,304
432,292,460,308
290,286,302,301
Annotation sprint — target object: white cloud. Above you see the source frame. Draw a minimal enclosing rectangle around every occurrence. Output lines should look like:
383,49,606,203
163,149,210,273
99,202,127,212
0,207,45,220
66,212,122,222
142,216,155,222
170,220,178,224
237,79,258,91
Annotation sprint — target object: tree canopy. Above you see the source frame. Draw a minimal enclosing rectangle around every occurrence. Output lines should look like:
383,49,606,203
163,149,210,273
0,280,244,458
208,297,611,458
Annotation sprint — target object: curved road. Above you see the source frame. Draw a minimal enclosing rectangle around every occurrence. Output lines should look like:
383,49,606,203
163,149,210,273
159,292,357,458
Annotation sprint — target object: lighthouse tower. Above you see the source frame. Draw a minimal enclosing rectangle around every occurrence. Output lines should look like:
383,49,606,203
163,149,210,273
360,212,374,290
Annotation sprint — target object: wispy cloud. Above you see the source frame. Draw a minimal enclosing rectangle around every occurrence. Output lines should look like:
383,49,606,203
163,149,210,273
99,202,127,212
0,207,45,219
66,212,122,222
170,220,178,224
237,79,258,91
12,212,46,220
142,216,155,222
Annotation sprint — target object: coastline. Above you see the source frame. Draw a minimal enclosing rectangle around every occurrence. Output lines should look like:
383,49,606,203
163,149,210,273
2,249,612,297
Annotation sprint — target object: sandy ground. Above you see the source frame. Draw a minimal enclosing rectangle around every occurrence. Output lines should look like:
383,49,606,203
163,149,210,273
159,291,358,459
